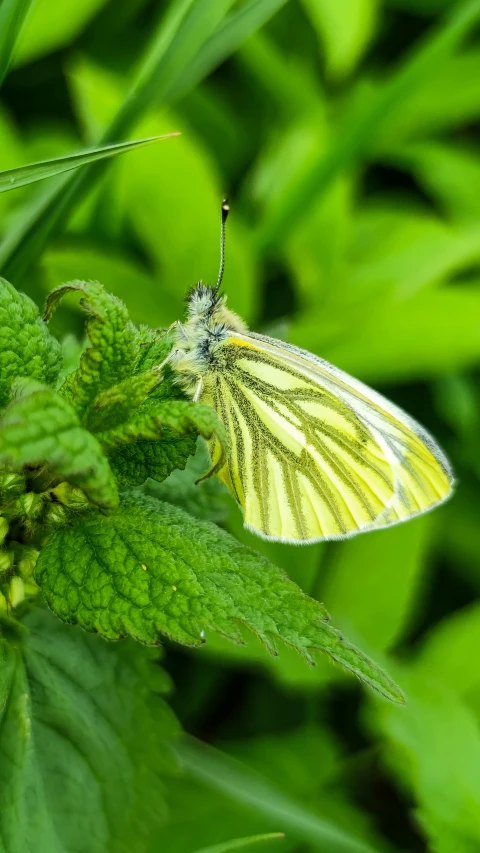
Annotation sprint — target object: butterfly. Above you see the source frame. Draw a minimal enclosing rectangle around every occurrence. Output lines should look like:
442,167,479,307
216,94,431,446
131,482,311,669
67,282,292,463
164,200,454,544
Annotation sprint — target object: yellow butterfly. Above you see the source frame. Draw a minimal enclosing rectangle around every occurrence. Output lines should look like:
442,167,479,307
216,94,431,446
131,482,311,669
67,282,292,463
166,201,454,544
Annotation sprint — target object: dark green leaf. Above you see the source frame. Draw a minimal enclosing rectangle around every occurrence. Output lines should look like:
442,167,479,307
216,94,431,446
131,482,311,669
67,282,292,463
0,135,177,193
35,492,404,702
0,277,61,409
0,382,118,510
0,607,178,853
177,737,379,853
44,280,138,420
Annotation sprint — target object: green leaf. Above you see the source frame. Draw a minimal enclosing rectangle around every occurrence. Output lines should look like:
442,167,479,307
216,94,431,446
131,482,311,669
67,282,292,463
13,0,107,65
109,433,198,489
388,140,480,222
68,57,257,326
301,0,378,79
44,280,138,420
35,492,404,703
0,382,118,511
99,399,229,479
322,517,432,653
103,330,198,487
369,672,480,853
86,370,161,433
41,244,173,328
375,50,480,150
0,135,177,193
293,284,480,383
257,0,480,254
0,606,178,853
0,0,32,87
415,602,480,699
167,0,290,103
0,278,61,409
0,0,233,282
192,834,285,853
177,736,379,853
144,440,232,524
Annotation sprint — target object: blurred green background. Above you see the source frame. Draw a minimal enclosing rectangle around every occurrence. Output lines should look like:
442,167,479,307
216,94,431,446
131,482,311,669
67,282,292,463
2,0,480,850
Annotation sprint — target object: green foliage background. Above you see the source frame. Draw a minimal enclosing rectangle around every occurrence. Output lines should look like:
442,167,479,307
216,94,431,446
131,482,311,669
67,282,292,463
1,0,480,850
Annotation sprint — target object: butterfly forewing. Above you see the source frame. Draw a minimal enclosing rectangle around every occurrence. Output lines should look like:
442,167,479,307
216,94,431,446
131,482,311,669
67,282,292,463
203,332,453,543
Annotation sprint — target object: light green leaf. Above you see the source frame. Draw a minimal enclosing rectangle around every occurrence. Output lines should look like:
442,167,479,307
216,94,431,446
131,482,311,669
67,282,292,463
415,602,480,699
44,279,138,420
69,57,257,325
301,0,378,79
0,135,177,193
0,278,61,409
388,140,480,222
0,0,32,87
293,284,480,383
0,607,178,853
0,382,118,511
376,50,480,150
344,206,480,300
322,517,432,652
0,0,233,282
192,833,284,853
178,736,379,853
35,492,404,702
13,0,107,65
369,672,480,853
41,244,172,327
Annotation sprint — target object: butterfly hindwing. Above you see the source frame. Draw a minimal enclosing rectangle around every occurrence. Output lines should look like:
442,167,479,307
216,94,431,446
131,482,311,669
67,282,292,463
202,333,453,543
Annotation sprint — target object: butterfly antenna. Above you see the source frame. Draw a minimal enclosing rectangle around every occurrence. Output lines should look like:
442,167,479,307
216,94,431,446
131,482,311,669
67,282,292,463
214,198,230,294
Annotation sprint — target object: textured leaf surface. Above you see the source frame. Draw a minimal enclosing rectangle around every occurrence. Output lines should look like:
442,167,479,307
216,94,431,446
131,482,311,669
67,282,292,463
109,433,197,488
0,607,178,853
105,330,217,487
85,369,161,433
35,493,404,702
0,383,118,510
100,399,228,478
44,280,138,420
0,278,61,409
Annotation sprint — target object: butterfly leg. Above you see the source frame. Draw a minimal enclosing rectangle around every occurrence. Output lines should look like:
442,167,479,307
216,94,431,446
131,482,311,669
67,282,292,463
193,378,203,402
153,348,180,375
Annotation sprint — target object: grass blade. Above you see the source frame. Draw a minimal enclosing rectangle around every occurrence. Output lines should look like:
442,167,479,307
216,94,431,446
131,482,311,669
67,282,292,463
0,0,232,282
0,0,32,87
0,135,178,193
177,736,379,853
166,0,290,103
257,0,480,254
192,834,285,853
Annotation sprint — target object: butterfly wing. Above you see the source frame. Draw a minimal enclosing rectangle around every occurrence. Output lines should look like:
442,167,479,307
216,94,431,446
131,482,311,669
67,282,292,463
202,332,453,543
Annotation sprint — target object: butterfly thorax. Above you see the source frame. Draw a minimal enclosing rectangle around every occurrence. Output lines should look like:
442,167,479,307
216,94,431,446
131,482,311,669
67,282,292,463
171,283,247,395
